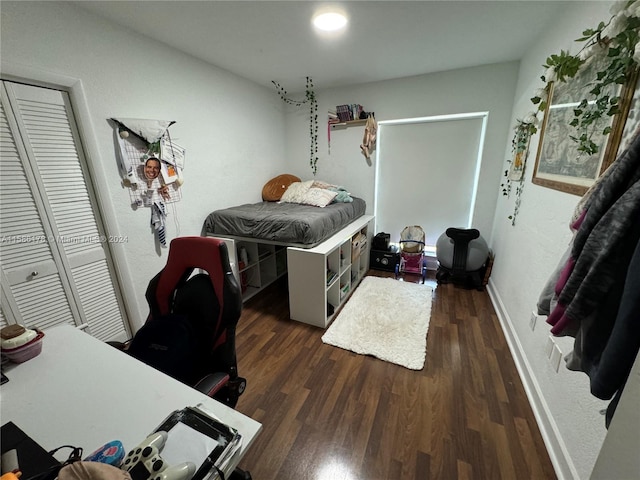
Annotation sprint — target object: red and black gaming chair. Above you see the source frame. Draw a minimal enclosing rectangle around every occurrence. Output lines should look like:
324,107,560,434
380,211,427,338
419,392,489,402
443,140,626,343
115,236,246,408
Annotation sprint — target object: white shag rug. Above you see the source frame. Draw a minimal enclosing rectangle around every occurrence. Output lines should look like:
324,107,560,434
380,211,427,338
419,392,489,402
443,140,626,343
322,276,433,370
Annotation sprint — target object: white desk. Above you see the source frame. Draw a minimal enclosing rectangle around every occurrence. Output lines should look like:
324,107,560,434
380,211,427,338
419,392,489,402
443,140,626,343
0,324,261,469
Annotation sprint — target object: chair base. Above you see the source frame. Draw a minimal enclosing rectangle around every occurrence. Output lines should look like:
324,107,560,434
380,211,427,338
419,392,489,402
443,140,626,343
230,467,252,480
436,266,484,291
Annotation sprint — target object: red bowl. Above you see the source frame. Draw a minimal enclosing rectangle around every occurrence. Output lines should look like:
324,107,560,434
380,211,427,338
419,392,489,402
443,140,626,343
1,330,45,363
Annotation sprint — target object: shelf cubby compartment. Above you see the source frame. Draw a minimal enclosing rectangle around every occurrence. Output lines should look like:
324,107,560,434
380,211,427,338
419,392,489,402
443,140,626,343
237,241,258,268
339,269,351,299
275,247,287,277
340,282,350,300
339,240,351,275
259,257,277,286
209,237,290,303
327,282,341,313
256,244,275,286
257,243,273,261
327,249,341,283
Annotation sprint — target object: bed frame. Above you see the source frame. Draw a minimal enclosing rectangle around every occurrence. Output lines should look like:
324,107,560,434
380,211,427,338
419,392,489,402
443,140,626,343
201,198,367,248
208,214,374,328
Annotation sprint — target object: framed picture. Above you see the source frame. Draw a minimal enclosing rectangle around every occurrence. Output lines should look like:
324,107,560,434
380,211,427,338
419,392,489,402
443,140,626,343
532,60,640,196
616,69,640,152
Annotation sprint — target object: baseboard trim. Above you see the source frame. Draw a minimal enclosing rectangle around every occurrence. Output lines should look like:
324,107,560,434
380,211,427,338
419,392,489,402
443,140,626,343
486,279,579,480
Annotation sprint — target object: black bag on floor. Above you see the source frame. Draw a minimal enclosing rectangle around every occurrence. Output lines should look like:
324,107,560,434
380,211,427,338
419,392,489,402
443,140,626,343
373,232,391,251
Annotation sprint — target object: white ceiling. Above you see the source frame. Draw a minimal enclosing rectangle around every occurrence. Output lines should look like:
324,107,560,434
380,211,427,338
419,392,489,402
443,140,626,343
74,0,573,90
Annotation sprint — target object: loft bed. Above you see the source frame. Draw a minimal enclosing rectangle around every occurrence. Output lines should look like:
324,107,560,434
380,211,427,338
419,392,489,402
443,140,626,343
201,197,366,248
200,177,373,314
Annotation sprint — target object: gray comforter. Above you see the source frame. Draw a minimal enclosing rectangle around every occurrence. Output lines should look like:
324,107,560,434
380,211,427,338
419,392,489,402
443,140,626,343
201,198,366,248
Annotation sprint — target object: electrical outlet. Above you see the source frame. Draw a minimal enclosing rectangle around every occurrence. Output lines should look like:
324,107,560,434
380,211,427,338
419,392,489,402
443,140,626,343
529,311,537,331
550,344,562,372
545,336,555,359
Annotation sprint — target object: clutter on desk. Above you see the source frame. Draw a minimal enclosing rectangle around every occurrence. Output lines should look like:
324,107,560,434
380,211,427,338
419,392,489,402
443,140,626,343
0,473,20,480
84,440,126,466
150,405,242,480
118,404,243,480
58,462,132,480
1,422,61,480
1,403,241,480
0,324,44,363
120,431,195,480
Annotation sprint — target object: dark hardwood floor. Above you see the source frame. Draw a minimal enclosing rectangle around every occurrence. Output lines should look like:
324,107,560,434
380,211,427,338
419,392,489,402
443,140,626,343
233,270,557,480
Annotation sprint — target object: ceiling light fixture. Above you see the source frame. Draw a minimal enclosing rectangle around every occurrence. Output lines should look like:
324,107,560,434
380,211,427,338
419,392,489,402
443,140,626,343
312,11,348,32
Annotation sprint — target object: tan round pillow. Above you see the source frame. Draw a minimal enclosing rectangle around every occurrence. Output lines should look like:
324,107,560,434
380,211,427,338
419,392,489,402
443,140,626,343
262,174,301,201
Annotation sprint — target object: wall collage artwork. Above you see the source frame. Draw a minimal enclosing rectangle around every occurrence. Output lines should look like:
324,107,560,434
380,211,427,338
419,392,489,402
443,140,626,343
112,118,186,248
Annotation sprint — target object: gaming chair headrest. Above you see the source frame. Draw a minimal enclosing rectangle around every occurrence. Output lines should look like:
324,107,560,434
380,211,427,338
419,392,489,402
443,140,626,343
153,236,229,317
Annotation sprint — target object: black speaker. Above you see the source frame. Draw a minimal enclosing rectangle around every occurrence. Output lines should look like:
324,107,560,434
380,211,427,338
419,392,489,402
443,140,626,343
370,249,399,272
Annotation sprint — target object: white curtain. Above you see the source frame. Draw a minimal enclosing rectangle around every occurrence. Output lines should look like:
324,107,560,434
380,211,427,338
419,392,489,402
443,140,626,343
375,115,485,246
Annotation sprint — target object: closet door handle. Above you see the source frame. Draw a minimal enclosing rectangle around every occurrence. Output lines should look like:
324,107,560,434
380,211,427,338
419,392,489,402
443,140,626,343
31,271,39,277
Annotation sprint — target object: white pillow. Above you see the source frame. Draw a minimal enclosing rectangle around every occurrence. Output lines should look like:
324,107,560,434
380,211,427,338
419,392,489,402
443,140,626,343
280,180,314,204
302,187,338,207
311,180,338,190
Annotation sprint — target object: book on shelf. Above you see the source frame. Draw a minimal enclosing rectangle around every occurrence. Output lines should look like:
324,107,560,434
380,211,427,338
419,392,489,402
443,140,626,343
335,104,365,122
326,270,338,285
351,104,364,120
336,104,351,122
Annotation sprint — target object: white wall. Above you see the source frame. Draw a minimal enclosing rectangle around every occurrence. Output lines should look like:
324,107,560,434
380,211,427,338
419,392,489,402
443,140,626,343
489,2,617,479
1,1,288,330
283,61,519,241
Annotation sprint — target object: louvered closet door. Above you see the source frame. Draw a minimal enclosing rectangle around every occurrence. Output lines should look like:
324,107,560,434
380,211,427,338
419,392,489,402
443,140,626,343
0,81,128,341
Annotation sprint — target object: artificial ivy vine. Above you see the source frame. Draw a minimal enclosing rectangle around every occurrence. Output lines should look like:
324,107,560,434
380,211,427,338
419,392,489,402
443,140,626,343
501,118,537,225
502,0,640,224
272,77,319,175
532,3,640,156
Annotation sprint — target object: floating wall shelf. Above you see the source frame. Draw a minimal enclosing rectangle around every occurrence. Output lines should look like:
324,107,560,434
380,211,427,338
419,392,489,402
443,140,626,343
329,119,367,129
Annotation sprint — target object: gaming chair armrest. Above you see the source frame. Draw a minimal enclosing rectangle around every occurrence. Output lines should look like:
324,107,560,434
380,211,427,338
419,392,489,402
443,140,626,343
194,372,231,397
106,340,128,351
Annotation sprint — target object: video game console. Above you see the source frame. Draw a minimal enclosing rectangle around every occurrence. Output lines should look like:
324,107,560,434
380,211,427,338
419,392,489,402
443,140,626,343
120,432,196,480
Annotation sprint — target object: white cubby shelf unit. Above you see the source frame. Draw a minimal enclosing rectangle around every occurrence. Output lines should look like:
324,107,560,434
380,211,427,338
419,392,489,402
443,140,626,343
210,215,374,327
287,215,374,328
215,238,288,302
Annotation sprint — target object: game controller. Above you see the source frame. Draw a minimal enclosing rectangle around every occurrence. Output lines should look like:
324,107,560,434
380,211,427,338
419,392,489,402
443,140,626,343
120,432,196,480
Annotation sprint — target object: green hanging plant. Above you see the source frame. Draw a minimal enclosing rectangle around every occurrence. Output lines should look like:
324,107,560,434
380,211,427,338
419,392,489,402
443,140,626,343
501,119,537,225
272,77,319,175
501,0,640,223
531,0,640,156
